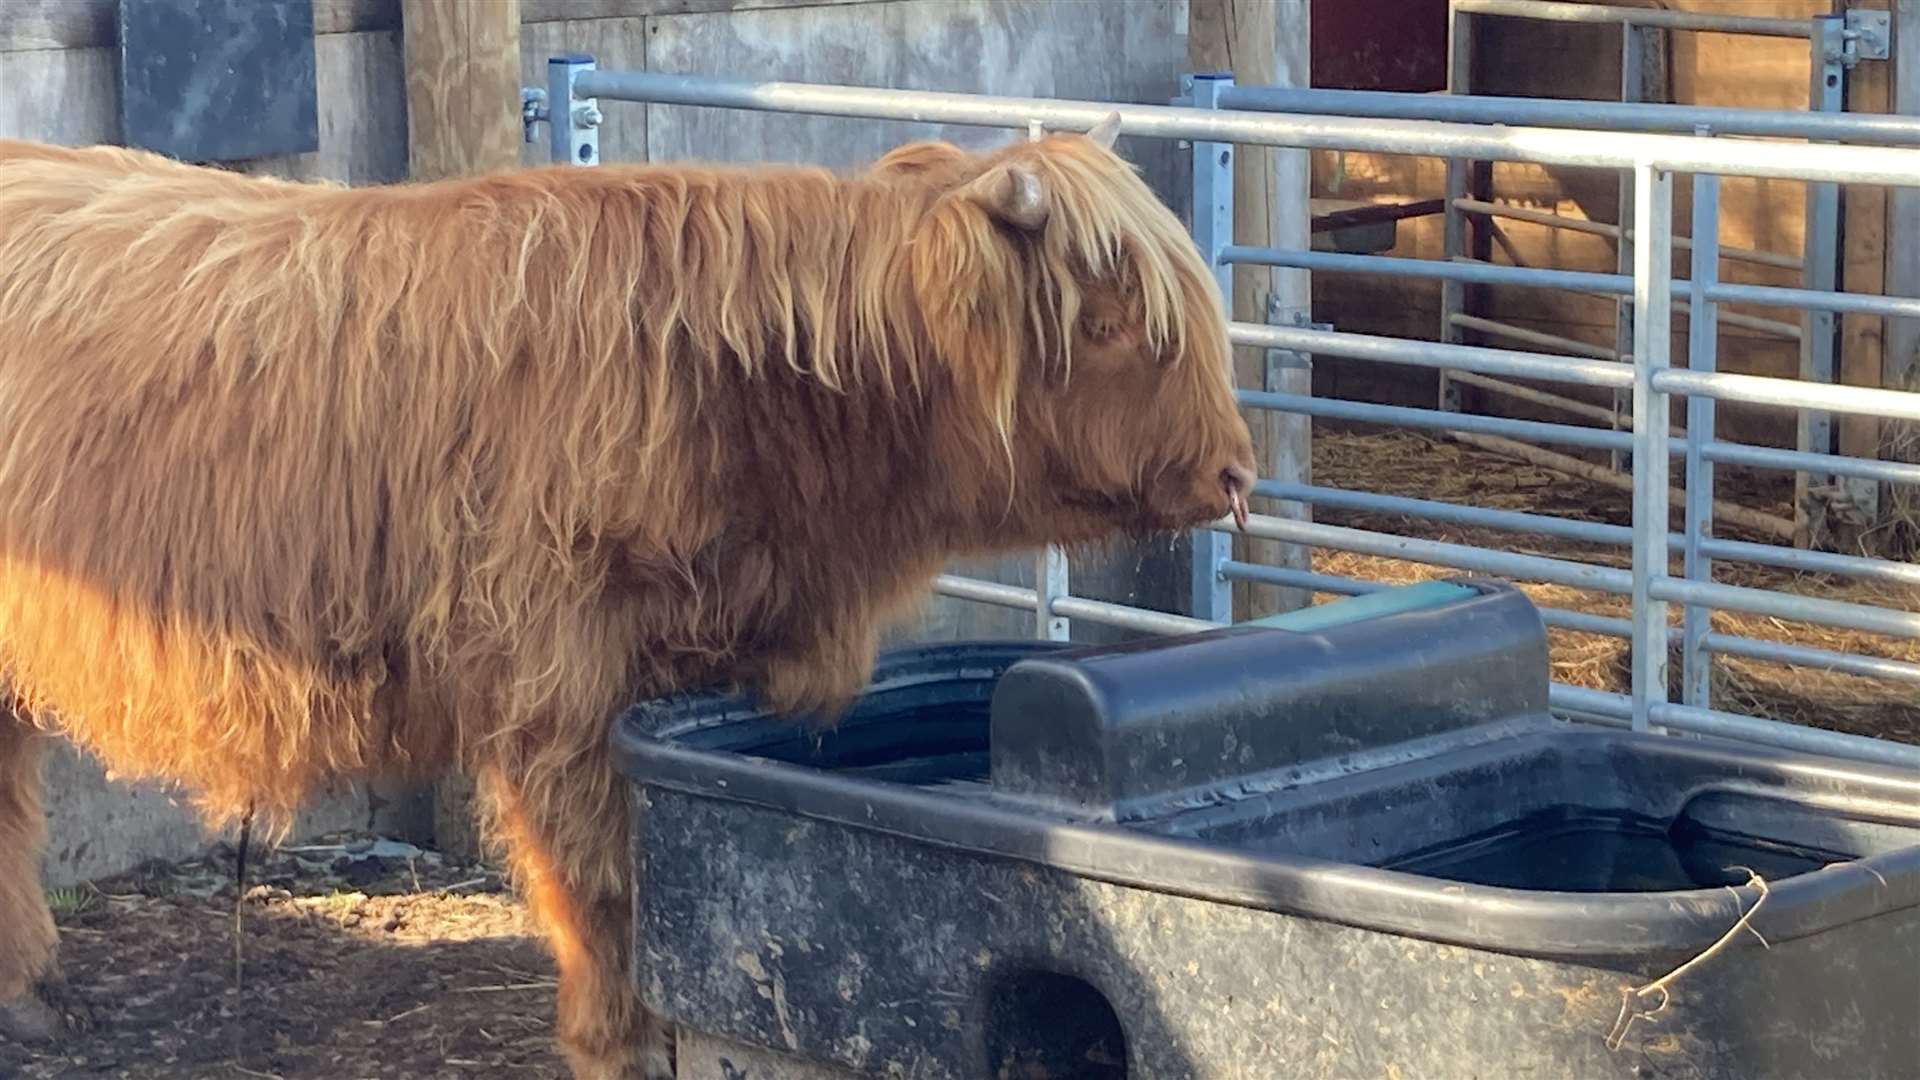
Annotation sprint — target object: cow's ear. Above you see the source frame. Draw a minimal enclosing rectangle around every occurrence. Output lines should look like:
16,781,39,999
959,161,1048,231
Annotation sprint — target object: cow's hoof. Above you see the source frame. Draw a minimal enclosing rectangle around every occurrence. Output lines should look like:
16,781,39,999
0,992,63,1043
0,979,93,1043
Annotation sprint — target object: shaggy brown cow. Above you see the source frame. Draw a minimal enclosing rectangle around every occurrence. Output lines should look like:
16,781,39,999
0,115,1256,1078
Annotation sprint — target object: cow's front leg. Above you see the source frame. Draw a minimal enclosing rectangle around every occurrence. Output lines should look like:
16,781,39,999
480,758,672,1080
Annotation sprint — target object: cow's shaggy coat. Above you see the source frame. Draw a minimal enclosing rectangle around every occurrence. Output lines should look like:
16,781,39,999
0,120,1255,1077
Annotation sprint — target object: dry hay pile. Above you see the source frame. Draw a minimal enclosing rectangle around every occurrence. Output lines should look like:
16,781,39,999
1302,430,1918,746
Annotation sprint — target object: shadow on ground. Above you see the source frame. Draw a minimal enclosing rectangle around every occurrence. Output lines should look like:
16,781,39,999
1,834,567,1080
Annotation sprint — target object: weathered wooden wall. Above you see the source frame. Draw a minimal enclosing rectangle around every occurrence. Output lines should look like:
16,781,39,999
2,0,1196,882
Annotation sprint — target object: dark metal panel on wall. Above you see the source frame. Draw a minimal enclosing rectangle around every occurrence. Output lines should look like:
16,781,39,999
117,0,320,162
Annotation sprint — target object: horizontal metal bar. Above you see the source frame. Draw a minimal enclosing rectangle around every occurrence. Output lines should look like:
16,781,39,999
1702,439,1920,487
1229,322,1635,389
1221,513,1634,594
1701,280,1920,320
1454,0,1810,38
1432,259,1908,326
1450,314,1623,362
930,574,1037,610
1702,632,1920,685
1231,330,1920,489
1219,85,1920,145
1261,480,1919,588
1539,607,1641,641
1655,368,1920,423
1649,703,1920,770
1223,246,1630,294
1697,537,1920,588
1221,560,1648,642
1219,562,1388,596
570,70,1920,187
1452,198,1802,272
1049,596,1214,636
1257,480,1637,547
1448,256,1804,341
1651,577,1920,639
1549,685,1633,723
1236,389,1635,453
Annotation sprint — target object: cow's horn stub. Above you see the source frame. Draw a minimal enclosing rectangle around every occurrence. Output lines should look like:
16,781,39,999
1086,111,1121,150
965,163,1049,230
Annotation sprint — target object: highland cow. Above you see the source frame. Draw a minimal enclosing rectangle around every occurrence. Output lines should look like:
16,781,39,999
0,115,1256,1078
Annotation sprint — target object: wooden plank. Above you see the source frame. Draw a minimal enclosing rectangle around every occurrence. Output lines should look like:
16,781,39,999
2,0,889,51
1190,0,1312,620
0,46,117,143
0,0,115,52
314,0,403,34
643,0,1055,167
1839,0,1889,527
0,0,403,52
402,0,523,180
519,17,648,167
522,0,878,20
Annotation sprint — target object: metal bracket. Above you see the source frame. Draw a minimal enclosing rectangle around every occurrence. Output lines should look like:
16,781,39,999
1844,9,1890,64
547,55,601,166
1264,307,1329,392
521,87,549,145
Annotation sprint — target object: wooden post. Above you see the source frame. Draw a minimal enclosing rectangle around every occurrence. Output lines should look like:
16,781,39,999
402,0,523,181
1189,0,1313,619
402,0,522,860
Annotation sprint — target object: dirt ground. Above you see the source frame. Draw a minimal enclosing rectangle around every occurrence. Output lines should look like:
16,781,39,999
0,833,566,1080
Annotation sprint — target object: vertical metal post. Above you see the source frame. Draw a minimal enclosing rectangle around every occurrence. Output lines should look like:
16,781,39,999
1187,72,1235,624
1610,24,1648,474
1631,163,1674,734
1683,161,1720,710
1797,15,1846,545
1438,2,1473,414
548,55,599,167
1029,117,1071,641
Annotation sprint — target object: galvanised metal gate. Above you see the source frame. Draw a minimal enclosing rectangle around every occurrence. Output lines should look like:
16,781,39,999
522,55,1920,772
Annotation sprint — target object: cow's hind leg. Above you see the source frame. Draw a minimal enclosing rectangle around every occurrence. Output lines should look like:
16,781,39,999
0,712,83,1043
481,763,672,1080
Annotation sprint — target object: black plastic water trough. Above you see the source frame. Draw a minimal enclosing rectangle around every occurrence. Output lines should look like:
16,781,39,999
613,579,1920,1079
